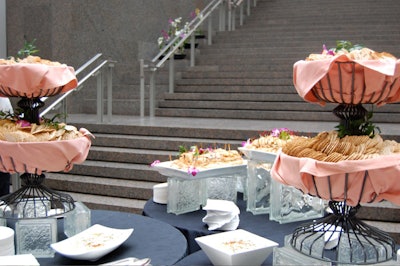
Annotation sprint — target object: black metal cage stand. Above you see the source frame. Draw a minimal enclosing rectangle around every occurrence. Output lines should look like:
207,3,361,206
289,172,395,264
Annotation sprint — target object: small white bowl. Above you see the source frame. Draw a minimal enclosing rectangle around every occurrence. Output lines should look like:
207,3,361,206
153,182,168,204
195,229,278,266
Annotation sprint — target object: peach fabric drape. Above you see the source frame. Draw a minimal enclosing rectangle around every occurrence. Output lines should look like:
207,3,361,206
0,64,77,97
0,129,92,174
293,55,400,106
271,151,400,206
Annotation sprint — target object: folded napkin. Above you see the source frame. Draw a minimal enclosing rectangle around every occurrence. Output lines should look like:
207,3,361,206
202,199,240,231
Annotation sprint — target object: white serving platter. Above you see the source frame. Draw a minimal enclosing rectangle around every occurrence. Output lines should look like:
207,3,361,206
238,147,277,162
153,160,247,180
51,224,133,261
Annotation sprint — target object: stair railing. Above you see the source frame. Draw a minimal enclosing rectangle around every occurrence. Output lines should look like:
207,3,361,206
40,53,115,123
139,0,256,117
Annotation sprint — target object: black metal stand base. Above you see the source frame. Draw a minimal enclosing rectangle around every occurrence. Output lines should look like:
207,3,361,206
290,201,395,264
0,173,75,219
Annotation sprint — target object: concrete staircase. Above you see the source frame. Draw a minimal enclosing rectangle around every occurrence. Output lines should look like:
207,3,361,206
156,0,400,122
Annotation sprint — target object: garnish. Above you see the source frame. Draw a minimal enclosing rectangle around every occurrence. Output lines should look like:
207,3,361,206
335,109,380,138
270,128,293,140
16,38,39,59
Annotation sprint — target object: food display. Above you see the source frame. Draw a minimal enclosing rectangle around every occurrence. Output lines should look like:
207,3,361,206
152,145,246,180
0,119,84,142
282,130,400,162
0,55,64,66
242,128,301,154
271,42,400,264
306,46,396,61
171,146,244,171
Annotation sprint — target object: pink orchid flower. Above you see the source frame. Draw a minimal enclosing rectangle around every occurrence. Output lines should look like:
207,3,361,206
187,166,198,176
150,160,160,167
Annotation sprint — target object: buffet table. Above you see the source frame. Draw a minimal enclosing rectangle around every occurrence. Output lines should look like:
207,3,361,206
34,210,188,265
143,194,310,255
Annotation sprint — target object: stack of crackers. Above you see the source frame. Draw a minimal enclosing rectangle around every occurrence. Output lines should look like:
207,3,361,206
282,131,400,162
0,119,83,142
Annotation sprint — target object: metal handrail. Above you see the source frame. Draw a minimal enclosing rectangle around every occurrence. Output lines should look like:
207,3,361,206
139,0,256,117
40,53,115,123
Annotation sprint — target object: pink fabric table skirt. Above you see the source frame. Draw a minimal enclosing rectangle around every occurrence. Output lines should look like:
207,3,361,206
293,55,400,106
0,129,92,174
0,64,77,97
271,151,400,206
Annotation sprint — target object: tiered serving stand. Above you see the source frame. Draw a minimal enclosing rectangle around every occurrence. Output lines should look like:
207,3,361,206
271,54,400,264
0,62,92,219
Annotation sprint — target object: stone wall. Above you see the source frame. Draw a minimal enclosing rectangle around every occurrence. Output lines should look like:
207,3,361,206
6,0,208,115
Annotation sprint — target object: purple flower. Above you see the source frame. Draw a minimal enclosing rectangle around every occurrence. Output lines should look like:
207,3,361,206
242,139,251,147
150,160,160,167
270,128,280,137
322,44,335,56
188,166,199,176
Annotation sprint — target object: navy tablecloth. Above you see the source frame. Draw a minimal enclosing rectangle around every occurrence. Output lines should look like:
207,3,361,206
36,209,188,266
143,194,310,255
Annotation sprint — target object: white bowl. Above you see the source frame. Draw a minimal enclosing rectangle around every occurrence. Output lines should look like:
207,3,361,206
153,182,168,204
51,224,133,261
195,229,278,266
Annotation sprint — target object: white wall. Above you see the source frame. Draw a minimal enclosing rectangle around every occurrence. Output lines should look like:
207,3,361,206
0,0,5,58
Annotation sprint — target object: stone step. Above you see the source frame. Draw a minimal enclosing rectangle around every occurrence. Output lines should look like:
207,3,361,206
155,108,400,123
44,173,156,200
161,92,302,102
72,122,262,141
67,160,166,183
181,71,292,79
174,85,296,93
176,78,293,86
92,133,243,151
155,108,337,121
59,191,146,215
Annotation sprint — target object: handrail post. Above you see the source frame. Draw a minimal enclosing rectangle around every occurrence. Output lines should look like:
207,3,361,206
247,0,251,16
208,16,213,45
228,1,232,31
149,68,156,117
219,1,225,31
107,61,114,122
190,33,195,67
169,54,175,93
95,70,104,123
239,3,244,26
139,59,145,117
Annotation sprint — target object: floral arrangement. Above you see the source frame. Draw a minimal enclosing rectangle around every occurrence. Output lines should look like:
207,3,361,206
157,17,189,55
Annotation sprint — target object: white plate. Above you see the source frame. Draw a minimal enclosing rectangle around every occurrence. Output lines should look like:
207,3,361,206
51,224,133,261
153,160,247,179
238,147,277,162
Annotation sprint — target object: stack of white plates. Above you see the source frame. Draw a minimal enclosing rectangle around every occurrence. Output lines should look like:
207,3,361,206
0,226,15,256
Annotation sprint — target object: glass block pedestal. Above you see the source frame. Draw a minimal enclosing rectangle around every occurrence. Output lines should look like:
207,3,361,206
269,178,326,224
246,160,272,214
16,218,57,258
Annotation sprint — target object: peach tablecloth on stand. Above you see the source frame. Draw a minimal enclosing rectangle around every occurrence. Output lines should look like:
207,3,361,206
293,55,400,106
271,151,400,206
0,129,92,174
0,64,77,97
